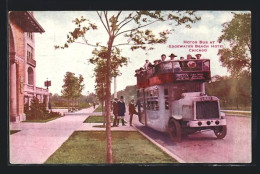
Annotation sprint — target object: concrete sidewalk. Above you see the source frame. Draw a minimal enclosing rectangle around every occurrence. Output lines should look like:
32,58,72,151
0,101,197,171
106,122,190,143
9,106,137,164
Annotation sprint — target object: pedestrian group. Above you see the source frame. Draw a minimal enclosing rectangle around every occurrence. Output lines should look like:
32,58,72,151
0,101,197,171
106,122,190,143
112,96,139,127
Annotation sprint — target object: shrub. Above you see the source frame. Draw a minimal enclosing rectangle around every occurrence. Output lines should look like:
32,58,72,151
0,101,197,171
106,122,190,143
25,97,61,120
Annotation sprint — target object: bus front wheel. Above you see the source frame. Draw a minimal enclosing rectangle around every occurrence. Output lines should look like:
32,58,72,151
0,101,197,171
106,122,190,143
168,119,181,142
214,125,227,139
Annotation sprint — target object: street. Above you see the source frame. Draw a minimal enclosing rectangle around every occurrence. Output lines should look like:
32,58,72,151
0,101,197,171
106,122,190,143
133,115,251,163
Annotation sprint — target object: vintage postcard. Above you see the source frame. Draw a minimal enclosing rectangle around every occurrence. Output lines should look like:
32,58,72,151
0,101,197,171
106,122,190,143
8,10,252,165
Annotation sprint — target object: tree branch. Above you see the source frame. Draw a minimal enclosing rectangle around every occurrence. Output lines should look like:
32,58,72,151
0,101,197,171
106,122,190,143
112,11,122,36
115,19,161,37
97,11,109,34
115,17,136,36
104,11,111,36
81,36,100,47
112,42,147,47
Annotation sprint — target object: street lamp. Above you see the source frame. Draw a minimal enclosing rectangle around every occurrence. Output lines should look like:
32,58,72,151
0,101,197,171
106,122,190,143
44,78,51,89
44,78,52,111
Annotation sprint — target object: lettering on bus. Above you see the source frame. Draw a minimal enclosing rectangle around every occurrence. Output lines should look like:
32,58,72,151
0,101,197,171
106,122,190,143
175,72,206,81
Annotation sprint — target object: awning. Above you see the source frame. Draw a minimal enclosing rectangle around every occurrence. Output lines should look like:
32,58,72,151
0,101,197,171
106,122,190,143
9,11,45,33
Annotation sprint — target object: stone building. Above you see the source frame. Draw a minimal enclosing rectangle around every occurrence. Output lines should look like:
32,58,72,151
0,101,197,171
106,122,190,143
9,11,49,122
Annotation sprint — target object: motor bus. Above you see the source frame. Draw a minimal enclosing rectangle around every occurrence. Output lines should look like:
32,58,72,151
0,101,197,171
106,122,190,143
135,59,227,142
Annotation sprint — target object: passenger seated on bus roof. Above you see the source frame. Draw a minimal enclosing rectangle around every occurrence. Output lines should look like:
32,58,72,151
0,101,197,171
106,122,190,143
173,62,181,72
153,59,161,65
139,67,145,76
186,54,196,60
179,56,187,68
195,54,203,70
169,53,177,60
195,53,202,59
143,59,153,70
153,59,161,74
134,69,140,76
161,54,166,62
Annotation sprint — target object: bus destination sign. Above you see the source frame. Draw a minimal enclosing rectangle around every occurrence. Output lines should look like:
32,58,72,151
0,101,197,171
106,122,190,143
174,72,208,81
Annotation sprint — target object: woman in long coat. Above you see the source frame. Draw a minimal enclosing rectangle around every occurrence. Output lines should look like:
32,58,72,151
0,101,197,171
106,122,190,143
117,96,126,126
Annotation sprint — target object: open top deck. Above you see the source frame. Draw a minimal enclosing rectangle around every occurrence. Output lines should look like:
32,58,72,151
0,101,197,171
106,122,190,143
135,59,211,89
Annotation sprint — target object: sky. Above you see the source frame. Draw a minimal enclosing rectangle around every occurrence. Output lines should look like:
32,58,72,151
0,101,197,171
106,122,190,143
33,11,248,95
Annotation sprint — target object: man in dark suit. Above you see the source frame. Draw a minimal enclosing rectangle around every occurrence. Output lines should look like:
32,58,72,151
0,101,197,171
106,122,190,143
118,96,126,126
112,98,119,127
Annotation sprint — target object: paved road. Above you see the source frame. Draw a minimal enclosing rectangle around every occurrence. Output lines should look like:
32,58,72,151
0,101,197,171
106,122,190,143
133,115,251,163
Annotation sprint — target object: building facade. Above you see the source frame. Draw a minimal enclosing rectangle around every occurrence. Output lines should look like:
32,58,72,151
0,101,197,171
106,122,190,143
9,11,49,122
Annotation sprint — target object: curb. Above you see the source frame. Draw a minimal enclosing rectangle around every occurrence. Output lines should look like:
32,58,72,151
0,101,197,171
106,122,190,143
133,125,186,163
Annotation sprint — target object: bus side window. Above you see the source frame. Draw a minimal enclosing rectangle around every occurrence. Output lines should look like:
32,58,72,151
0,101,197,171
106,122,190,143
155,101,159,110
147,101,151,110
164,88,168,95
164,88,168,99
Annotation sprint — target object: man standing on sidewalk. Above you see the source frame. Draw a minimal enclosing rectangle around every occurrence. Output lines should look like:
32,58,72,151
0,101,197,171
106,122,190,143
118,96,126,126
129,99,139,126
112,98,119,127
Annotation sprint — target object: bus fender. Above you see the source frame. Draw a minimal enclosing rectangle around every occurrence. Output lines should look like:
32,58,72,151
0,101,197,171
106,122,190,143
220,112,226,119
171,115,182,120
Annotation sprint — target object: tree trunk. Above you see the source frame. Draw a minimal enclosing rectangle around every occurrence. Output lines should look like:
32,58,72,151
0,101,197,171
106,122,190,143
102,99,105,126
105,37,114,163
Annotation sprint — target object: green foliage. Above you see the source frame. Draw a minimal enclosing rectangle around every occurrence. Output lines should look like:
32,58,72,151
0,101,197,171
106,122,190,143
115,85,137,104
25,97,62,120
61,72,84,100
218,12,251,77
61,72,85,109
90,47,128,103
206,73,251,109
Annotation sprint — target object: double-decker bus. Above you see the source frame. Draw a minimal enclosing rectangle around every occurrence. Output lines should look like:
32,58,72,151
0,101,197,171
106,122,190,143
135,58,227,142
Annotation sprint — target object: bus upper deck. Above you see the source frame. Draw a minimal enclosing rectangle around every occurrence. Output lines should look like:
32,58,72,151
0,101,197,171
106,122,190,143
135,59,211,89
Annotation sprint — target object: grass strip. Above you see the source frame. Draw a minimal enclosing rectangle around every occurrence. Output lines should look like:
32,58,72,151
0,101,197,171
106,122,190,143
22,116,61,123
93,105,103,112
45,131,178,164
84,115,113,123
10,130,21,135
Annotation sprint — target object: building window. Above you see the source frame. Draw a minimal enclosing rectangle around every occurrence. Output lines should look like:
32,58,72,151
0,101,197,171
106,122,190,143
27,32,33,40
27,44,33,59
28,67,34,85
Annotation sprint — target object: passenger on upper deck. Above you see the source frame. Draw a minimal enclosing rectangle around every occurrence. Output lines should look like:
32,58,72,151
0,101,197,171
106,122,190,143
187,54,196,60
195,54,203,70
169,53,177,60
154,59,161,65
134,69,140,76
153,59,161,74
143,59,153,70
161,54,166,62
195,54,202,59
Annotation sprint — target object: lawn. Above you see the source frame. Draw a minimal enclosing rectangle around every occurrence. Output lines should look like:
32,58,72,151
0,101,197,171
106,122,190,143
10,130,21,135
93,105,103,112
45,131,178,164
222,111,251,117
84,115,113,123
22,116,61,123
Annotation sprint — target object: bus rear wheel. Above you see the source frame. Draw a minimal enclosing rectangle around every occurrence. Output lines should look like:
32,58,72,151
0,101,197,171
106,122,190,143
168,119,181,142
214,125,227,139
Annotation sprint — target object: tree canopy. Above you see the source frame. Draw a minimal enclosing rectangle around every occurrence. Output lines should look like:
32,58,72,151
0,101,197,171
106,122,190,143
61,72,84,101
218,12,251,77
